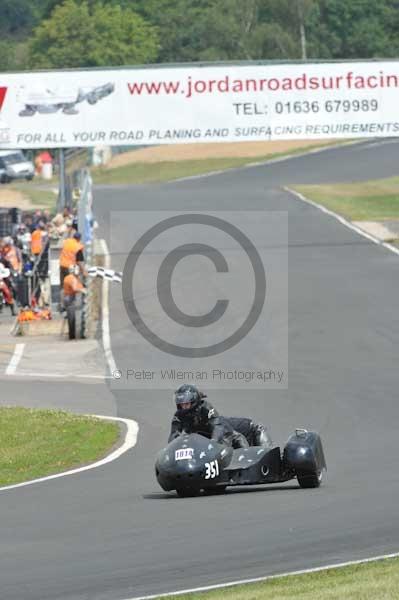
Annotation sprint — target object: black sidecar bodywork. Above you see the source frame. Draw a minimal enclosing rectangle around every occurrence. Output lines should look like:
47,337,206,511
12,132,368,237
155,428,326,497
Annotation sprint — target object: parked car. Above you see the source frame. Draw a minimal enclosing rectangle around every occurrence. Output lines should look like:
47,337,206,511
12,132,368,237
0,150,35,183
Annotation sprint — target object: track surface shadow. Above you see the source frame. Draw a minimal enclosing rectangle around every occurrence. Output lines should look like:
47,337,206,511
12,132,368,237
143,484,303,500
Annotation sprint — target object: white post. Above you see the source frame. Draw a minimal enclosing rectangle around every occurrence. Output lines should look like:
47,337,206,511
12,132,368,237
297,0,308,60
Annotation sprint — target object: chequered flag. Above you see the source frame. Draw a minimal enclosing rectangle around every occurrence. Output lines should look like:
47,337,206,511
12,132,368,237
87,266,122,283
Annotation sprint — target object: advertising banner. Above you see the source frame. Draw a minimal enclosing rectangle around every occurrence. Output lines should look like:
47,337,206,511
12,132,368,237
1,61,399,148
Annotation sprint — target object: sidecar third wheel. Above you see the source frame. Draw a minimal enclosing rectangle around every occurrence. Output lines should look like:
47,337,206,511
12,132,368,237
297,470,323,489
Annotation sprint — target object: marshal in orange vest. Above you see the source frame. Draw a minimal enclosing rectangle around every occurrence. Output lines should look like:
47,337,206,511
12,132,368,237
4,244,21,272
31,229,43,255
60,237,84,269
63,273,85,297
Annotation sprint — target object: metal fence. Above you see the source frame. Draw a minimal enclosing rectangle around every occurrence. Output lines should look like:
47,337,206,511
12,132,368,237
0,208,21,237
49,166,94,338
77,169,94,339
56,148,89,212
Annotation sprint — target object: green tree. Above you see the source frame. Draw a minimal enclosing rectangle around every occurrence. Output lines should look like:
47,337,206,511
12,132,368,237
28,0,159,69
0,0,37,35
5,0,399,73
0,41,15,71
130,0,299,62
184,0,308,61
128,0,205,63
193,0,264,61
306,0,397,58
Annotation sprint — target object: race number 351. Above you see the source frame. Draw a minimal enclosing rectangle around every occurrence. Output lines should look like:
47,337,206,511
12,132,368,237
204,460,219,479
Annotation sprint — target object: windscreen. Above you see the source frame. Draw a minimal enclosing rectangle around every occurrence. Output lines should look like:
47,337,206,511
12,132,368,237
3,152,25,164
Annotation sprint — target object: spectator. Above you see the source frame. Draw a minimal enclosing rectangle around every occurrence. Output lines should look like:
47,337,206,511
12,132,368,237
68,222,79,238
42,209,51,224
0,239,19,308
1,236,22,274
0,263,16,316
49,213,66,238
49,208,73,239
63,207,73,223
40,226,50,270
16,224,31,259
34,153,43,176
32,209,44,229
40,151,53,180
24,215,33,232
63,264,87,339
30,224,45,257
59,232,87,310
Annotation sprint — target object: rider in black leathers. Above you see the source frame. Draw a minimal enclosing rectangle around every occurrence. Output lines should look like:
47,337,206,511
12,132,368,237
168,385,272,449
227,416,272,448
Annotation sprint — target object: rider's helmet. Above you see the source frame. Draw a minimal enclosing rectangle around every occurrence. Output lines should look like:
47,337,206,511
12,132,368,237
174,384,205,417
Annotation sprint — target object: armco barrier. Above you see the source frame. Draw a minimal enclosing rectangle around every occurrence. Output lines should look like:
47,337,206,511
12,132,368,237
82,238,106,338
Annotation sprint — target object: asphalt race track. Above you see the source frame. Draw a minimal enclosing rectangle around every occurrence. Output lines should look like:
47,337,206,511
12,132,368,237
1,139,399,600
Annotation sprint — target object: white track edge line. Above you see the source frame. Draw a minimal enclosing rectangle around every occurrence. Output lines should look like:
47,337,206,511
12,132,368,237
167,139,376,184
5,343,25,375
285,187,399,257
2,372,113,380
126,551,399,600
0,371,114,380
100,238,118,375
0,415,138,493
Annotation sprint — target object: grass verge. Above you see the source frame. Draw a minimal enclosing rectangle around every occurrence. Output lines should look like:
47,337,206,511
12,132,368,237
293,176,399,221
92,143,339,185
0,407,120,486
10,181,57,210
165,557,399,600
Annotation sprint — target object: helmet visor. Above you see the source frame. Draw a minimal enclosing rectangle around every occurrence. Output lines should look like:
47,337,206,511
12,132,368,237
174,389,196,411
